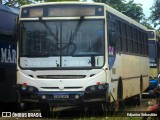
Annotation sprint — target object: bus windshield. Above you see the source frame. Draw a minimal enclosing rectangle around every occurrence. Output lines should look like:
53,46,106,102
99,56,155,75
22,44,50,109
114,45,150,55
148,40,157,68
19,19,105,68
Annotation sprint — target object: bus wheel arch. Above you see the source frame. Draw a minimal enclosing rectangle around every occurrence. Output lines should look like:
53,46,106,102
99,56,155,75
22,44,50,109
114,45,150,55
115,77,123,111
117,77,123,100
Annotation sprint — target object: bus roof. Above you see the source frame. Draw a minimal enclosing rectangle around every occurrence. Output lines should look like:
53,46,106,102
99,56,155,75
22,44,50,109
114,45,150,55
105,3,147,31
20,2,147,31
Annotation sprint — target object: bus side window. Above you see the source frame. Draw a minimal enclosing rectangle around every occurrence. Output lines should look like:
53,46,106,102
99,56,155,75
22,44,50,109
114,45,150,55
116,20,122,53
107,13,117,54
109,46,114,55
127,26,132,53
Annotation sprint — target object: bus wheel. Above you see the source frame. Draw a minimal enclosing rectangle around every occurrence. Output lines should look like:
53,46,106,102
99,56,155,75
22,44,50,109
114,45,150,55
94,102,108,116
106,102,116,115
83,103,96,116
85,103,108,116
100,102,107,114
39,102,52,118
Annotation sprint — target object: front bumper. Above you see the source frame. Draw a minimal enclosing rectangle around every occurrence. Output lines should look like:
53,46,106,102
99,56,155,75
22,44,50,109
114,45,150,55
17,83,109,106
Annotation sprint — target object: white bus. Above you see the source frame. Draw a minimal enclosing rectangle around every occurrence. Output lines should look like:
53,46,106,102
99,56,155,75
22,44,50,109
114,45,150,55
17,2,149,116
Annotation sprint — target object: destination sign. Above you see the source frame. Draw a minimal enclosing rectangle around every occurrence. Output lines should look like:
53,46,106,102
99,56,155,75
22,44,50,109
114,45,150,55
21,4,104,18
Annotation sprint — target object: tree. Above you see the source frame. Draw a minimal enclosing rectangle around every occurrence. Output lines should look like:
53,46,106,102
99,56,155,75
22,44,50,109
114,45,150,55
123,0,144,22
2,0,33,7
141,18,153,29
150,0,160,31
46,0,79,1
94,0,144,22
106,0,126,12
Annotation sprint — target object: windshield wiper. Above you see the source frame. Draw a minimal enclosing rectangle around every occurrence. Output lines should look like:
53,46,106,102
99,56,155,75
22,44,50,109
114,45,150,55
65,16,84,55
39,17,58,43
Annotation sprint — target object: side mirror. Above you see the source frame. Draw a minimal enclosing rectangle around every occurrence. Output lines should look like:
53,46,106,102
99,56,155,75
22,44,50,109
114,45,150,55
158,74,160,84
109,31,118,45
158,74,160,78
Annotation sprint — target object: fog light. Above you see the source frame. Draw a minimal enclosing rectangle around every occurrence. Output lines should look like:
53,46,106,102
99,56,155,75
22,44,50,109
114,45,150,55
75,95,79,99
42,95,46,100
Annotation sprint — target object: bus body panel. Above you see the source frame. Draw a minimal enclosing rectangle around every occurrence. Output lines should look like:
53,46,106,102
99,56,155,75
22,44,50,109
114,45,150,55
17,69,107,91
110,54,149,100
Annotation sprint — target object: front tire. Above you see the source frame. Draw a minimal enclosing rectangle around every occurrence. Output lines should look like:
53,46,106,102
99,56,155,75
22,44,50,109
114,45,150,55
39,102,52,118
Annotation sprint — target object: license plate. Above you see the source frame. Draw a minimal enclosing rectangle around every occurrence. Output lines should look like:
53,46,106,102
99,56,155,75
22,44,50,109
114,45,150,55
54,94,69,99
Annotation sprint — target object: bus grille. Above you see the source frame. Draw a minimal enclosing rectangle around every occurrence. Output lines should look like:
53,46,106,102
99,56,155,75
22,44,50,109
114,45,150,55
41,87,83,89
37,75,86,79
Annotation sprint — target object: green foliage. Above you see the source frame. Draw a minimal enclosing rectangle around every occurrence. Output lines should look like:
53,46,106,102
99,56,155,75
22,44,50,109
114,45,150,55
47,0,79,1
93,0,144,23
123,0,144,22
150,0,160,31
105,0,126,12
141,18,154,30
95,0,151,28
3,0,32,7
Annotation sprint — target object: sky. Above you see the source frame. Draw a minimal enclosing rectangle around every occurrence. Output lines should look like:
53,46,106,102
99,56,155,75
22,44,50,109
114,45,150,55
128,0,154,18
85,0,155,18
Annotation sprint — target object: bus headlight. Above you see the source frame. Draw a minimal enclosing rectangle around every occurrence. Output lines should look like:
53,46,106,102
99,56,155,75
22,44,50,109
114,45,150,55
85,83,108,92
17,84,38,93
